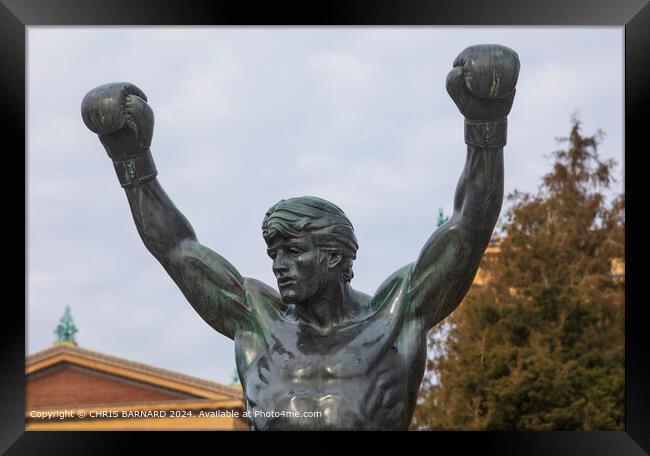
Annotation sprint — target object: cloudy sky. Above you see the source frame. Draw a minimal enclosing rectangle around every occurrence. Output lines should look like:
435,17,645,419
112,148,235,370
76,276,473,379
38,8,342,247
27,27,623,384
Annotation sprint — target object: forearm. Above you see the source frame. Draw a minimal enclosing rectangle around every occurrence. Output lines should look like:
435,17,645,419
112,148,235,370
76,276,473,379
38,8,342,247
452,146,504,233
123,176,197,264
451,120,505,236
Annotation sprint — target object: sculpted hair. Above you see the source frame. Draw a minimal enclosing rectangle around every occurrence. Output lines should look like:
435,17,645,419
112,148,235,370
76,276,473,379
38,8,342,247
262,196,359,282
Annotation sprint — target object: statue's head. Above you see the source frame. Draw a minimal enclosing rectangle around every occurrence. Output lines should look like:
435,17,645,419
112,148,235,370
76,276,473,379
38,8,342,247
262,196,358,305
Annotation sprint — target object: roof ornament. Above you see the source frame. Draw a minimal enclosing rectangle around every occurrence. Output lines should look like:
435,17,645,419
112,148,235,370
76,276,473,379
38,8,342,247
437,208,448,228
54,305,78,345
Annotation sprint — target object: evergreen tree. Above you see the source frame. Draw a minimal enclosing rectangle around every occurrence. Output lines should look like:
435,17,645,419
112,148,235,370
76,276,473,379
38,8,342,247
412,118,624,430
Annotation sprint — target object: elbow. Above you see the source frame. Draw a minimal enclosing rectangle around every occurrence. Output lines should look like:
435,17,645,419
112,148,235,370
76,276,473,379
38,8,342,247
455,193,502,236
173,237,199,257
138,225,197,263
166,239,197,268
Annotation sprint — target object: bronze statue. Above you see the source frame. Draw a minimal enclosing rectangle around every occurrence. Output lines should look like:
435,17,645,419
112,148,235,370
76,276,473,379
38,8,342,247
81,44,519,430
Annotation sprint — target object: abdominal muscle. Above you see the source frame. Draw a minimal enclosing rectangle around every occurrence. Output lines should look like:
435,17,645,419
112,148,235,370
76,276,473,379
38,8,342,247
242,338,411,431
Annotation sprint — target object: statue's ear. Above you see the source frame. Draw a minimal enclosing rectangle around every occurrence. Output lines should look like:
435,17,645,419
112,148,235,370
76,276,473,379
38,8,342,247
328,253,342,269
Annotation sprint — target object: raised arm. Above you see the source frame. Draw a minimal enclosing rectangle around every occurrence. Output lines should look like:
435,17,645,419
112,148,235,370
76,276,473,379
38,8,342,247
81,82,250,340
406,45,519,330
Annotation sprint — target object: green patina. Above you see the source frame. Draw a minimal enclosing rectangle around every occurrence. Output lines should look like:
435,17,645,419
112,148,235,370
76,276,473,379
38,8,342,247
55,305,78,344
437,208,448,228
125,160,136,180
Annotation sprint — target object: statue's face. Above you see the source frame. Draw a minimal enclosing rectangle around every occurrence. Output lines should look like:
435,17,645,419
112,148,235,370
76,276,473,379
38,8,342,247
267,233,331,305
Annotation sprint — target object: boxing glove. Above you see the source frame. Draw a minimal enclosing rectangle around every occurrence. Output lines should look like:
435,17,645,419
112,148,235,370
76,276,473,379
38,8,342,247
81,82,157,187
446,44,520,122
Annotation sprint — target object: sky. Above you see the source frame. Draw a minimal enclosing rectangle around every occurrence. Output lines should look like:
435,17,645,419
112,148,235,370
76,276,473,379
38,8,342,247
27,27,623,384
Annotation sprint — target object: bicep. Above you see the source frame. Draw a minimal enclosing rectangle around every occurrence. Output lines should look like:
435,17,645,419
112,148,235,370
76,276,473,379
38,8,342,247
407,147,503,329
407,217,486,329
167,240,252,340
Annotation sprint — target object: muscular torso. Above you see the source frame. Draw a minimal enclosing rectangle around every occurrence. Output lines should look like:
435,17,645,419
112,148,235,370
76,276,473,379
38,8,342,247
235,265,428,431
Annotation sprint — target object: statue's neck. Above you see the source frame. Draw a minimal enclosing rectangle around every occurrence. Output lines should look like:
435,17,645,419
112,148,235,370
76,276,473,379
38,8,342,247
293,281,358,332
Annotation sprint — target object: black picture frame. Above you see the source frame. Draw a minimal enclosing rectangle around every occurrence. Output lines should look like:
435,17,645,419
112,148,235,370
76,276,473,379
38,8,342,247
3,0,647,452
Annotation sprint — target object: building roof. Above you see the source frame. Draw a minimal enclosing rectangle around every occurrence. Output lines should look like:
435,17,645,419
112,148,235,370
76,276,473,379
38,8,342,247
27,342,243,401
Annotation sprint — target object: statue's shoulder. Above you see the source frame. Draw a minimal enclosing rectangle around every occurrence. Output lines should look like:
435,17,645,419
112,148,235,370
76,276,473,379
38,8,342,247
242,277,286,315
369,263,414,313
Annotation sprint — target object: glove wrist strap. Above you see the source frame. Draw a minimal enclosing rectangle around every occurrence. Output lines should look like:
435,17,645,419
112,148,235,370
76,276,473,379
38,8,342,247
464,118,507,148
113,149,158,188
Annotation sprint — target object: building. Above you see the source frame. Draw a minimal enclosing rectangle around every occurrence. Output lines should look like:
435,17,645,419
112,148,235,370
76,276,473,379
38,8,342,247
472,236,624,286
472,236,501,286
26,308,247,430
